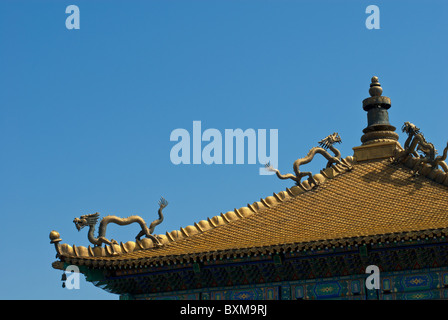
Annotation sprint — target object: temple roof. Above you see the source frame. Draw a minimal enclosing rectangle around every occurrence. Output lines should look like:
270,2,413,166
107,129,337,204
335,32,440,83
50,76,448,270
51,153,448,269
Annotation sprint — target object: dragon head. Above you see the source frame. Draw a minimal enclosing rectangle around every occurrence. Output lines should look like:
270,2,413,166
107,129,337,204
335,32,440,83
402,122,420,136
318,132,342,150
73,213,100,231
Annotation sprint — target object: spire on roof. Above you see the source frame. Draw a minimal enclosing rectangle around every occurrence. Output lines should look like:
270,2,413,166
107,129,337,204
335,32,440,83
353,76,403,162
360,76,399,145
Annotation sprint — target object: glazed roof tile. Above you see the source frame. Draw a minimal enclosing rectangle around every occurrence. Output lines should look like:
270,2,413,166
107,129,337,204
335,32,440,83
53,155,448,267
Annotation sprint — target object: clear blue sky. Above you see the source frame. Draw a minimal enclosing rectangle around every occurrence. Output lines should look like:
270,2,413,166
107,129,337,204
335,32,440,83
1,0,447,300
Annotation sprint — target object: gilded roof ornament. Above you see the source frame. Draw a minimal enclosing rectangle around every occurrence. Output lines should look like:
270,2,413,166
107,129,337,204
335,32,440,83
71,197,168,255
394,122,448,174
265,132,352,187
368,76,383,97
360,76,399,145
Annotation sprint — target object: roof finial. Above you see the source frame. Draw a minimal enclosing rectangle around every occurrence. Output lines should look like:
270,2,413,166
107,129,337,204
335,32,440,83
362,76,390,111
360,76,398,145
353,76,402,161
369,76,383,97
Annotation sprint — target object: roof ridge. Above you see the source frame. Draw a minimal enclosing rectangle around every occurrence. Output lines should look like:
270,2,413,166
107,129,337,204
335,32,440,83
396,153,448,186
52,156,355,259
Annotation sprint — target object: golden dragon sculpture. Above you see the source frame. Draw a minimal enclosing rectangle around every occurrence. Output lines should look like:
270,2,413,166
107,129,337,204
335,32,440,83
396,122,448,174
265,132,352,186
73,197,168,254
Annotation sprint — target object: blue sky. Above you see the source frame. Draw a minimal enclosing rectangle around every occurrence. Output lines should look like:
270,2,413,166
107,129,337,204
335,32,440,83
0,0,447,300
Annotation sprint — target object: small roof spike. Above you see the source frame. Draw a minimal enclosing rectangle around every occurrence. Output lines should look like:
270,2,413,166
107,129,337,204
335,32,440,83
369,76,383,97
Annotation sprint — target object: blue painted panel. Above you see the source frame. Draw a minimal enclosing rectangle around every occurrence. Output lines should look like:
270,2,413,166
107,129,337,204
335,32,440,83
313,282,341,299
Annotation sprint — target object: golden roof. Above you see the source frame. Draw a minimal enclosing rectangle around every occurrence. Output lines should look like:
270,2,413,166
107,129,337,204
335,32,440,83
51,150,448,268
50,77,448,269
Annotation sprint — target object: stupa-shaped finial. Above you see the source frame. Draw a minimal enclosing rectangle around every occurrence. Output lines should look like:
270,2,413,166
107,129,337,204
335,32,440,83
360,76,398,145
